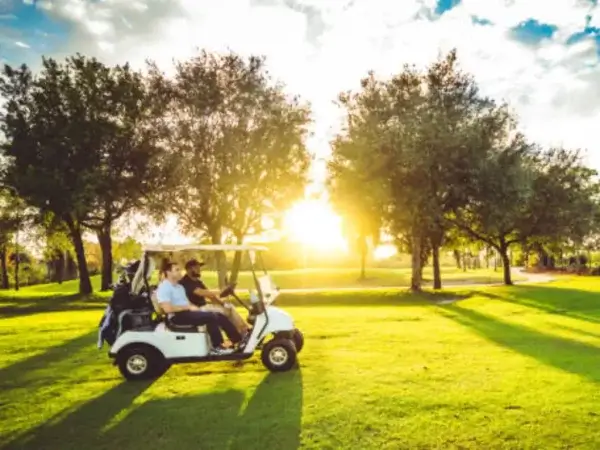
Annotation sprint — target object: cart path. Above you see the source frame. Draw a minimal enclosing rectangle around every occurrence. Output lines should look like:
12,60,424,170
278,267,555,294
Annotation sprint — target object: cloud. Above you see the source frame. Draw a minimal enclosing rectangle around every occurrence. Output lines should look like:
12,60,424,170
28,0,600,171
14,40,29,48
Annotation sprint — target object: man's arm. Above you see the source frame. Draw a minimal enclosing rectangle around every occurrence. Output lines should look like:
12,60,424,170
193,287,225,306
160,301,193,314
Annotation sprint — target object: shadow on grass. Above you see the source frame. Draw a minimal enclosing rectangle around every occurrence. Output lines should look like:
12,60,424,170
439,304,600,384
0,294,106,318
498,285,600,324
3,380,155,450
103,370,303,450
0,330,97,389
277,290,478,308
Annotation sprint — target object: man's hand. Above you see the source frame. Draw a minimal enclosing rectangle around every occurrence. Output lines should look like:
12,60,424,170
207,291,220,301
189,304,200,311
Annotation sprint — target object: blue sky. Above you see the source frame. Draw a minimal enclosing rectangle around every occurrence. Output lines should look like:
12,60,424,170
0,0,69,64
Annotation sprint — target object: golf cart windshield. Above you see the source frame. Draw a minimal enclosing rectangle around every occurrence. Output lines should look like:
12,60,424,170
130,243,279,305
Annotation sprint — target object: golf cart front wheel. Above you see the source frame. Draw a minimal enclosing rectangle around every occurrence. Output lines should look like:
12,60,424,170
261,339,297,372
292,328,304,353
117,345,167,381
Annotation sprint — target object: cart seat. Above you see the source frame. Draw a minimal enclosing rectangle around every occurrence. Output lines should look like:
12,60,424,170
150,291,206,333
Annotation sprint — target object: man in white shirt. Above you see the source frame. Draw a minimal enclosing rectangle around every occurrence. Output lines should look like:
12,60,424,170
156,261,242,355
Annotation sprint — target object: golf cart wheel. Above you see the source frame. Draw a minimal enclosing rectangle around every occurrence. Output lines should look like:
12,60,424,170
117,345,167,381
292,328,304,353
261,338,297,372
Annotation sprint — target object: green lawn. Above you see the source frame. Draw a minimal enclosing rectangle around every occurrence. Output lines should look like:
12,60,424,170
7,266,524,297
2,277,600,448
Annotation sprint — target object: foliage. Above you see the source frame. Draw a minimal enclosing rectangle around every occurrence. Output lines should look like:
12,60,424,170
148,51,311,286
0,55,172,293
333,50,509,290
113,236,142,264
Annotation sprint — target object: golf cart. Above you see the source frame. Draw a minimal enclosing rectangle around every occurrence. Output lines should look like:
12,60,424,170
103,244,303,381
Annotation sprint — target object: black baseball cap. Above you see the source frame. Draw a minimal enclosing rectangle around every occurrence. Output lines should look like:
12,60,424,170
184,258,205,270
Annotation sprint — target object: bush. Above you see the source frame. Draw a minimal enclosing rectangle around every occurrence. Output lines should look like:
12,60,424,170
19,263,50,286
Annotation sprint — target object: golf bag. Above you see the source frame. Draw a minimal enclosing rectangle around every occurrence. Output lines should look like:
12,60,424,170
97,260,154,349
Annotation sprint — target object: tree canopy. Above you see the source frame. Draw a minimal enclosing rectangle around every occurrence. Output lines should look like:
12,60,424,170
149,51,312,286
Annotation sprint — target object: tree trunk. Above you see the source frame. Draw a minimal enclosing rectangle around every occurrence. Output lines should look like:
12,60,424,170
0,247,8,289
56,251,65,284
485,246,490,269
359,234,368,281
499,244,512,285
410,232,422,292
229,234,244,285
432,244,441,290
453,249,461,269
210,228,227,289
462,250,467,272
64,217,92,295
14,251,19,291
97,226,113,291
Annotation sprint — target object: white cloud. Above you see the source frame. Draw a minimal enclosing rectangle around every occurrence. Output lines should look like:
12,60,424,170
14,40,30,48
33,0,600,172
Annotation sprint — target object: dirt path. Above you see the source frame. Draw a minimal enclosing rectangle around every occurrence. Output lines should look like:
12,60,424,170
278,266,555,294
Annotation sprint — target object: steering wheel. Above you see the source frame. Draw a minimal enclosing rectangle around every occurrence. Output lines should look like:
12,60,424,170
219,283,237,298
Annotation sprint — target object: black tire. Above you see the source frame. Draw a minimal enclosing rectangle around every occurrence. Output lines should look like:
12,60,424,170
261,338,297,372
292,328,304,353
116,345,167,381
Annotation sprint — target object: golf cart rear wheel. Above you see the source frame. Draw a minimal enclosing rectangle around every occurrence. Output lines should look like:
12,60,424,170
292,328,304,353
117,345,167,381
261,338,297,372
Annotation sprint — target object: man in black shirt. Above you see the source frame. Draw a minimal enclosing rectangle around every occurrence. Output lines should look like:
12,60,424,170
179,259,250,338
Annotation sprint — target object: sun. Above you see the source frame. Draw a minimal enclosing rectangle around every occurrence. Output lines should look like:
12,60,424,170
283,200,348,251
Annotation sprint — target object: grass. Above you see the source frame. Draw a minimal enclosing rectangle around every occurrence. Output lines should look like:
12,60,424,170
3,276,600,448
4,266,523,297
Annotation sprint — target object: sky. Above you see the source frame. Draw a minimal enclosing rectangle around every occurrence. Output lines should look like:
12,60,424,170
1,0,600,243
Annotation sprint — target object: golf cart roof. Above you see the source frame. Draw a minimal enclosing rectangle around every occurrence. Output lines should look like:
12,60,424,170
143,244,269,253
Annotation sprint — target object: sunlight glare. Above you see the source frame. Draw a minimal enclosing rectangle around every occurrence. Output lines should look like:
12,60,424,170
283,200,348,251
374,244,397,260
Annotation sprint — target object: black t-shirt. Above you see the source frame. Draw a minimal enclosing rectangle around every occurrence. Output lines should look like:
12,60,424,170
179,275,208,307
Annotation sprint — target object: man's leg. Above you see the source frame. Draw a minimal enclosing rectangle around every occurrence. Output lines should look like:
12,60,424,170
171,311,224,348
202,304,249,335
213,313,242,344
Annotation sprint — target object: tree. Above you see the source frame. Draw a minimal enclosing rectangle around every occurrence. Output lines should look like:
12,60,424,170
72,55,173,291
333,50,505,291
519,148,600,267
1,60,98,294
150,51,311,287
0,56,171,293
450,129,536,285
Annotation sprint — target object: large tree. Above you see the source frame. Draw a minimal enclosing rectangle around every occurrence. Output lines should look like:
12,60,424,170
70,56,173,290
150,51,311,287
333,51,505,291
0,55,171,293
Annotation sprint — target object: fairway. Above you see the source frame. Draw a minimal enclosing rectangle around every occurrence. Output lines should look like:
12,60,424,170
2,277,600,449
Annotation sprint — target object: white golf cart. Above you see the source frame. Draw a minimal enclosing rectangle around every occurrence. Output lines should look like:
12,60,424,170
107,244,304,381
